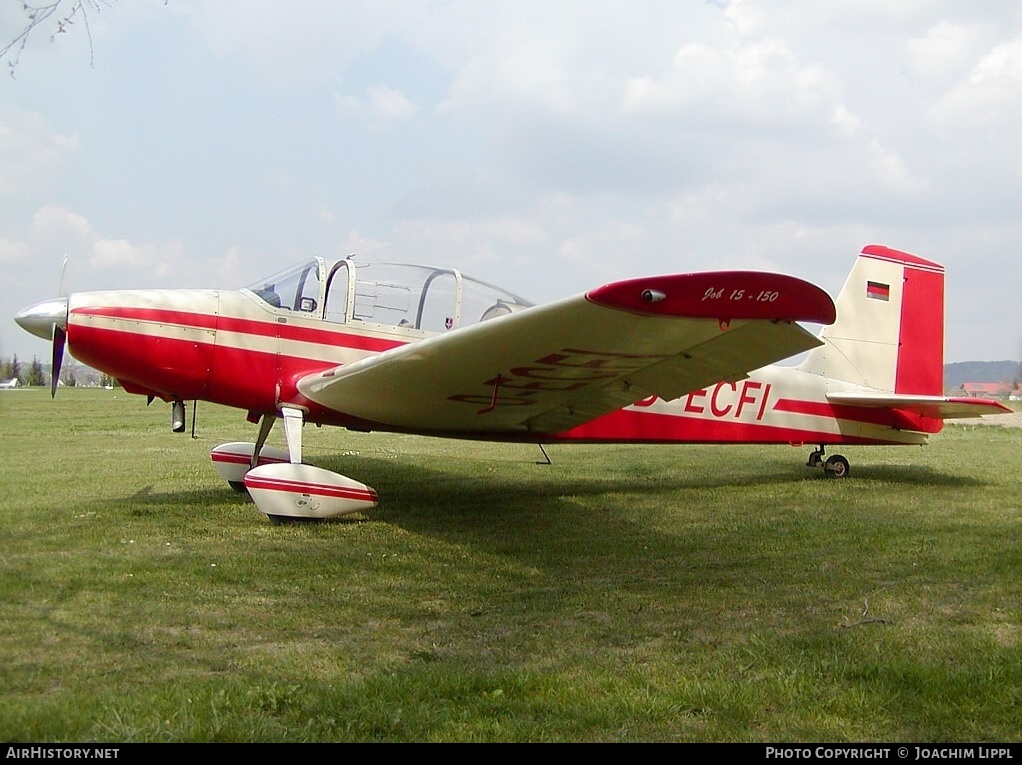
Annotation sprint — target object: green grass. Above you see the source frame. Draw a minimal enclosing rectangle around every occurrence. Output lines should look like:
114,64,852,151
1,388,1020,742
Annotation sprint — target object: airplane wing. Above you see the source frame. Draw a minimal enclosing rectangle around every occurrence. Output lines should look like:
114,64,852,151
827,393,1013,419
298,271,836,435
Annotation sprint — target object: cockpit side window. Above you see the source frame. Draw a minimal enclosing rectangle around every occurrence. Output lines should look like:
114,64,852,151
350,262,422,327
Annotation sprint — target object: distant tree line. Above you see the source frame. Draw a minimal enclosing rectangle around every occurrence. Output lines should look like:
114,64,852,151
2,353,45,386
1,354,118,388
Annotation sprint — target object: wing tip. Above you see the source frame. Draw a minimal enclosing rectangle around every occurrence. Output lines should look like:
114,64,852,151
942,396,1014,416
586,271,836,325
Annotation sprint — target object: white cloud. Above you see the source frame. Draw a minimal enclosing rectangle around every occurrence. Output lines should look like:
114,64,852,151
0,236,31,264
337,230,392,258
930,34,1022,128
722,0,766,38
395,216,548,255
866,139,923,194
179,0,432,87
335,86,417,127
30,206,92,244
26,207,182,281
0,108,79,196
622,37,846,137
830,104,861,134
90,238,143,269
908,21,983,79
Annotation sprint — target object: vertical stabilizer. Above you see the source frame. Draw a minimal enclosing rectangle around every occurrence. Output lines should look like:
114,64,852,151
798,245,945,395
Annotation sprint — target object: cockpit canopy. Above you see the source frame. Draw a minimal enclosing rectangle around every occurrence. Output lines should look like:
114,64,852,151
245,257,534,333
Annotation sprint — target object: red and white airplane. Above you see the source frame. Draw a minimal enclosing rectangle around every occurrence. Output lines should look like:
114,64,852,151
14,244,1010,521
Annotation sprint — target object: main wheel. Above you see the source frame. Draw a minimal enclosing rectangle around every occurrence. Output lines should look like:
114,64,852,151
824,455,850,478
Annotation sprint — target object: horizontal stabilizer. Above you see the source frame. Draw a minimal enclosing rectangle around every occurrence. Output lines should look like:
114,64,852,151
827,392,1012,420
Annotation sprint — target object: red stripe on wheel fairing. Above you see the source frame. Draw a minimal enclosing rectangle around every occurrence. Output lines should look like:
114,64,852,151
244,475,378,503
211,452,288,466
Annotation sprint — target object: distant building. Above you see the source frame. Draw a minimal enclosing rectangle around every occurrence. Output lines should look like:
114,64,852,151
959,382,1014,398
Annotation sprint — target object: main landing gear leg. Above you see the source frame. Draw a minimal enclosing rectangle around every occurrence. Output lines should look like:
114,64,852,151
251,412,276,469
281,406,304,465
806,445,850,478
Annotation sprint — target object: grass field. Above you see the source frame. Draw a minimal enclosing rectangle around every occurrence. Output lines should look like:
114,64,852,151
1,388,1020,742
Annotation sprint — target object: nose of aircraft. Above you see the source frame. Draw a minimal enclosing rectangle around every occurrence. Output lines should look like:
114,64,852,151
14,297,68,340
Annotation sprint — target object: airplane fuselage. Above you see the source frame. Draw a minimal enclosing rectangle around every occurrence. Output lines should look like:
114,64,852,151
65,286,934,447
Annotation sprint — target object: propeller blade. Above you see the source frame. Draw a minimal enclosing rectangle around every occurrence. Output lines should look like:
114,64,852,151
51,324,66,398
57,254,69,298
52,255,69,397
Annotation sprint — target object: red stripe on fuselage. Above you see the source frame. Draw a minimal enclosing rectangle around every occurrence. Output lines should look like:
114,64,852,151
73,306,218,330
772,397,902,428
71,306,406,353
553,407,910,445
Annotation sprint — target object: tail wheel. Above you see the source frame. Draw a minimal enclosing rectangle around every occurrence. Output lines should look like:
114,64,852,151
824,455,850,478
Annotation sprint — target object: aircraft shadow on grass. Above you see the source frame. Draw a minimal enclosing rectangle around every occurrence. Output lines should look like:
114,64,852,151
99,449,986,534
66,451,994,608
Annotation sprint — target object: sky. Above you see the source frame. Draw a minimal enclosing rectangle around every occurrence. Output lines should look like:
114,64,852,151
1,0,1020,366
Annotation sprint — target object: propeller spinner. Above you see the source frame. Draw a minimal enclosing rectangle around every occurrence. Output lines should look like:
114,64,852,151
14,257,69,397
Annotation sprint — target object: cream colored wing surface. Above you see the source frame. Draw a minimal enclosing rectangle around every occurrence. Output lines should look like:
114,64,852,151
297,271,836,435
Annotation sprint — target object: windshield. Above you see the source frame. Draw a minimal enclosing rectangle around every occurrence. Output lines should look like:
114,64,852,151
246,259,322,313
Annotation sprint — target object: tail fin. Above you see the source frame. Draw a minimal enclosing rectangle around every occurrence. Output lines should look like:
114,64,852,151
798,245,945,395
